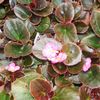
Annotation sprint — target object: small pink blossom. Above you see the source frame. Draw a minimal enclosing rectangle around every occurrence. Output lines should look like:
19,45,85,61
49,52,67,64
82,58,91,72
6,63,20,72
42,42,67,63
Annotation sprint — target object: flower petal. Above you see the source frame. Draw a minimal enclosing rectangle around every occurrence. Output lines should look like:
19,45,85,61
82,58,91,72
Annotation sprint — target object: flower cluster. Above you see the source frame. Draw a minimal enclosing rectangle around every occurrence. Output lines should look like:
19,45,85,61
42,42,67,63
6,62,20,72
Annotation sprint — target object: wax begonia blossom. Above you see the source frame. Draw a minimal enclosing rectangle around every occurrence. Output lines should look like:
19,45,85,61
49,52,67,64
42,42,67,63
82,58,91,72
6,62,20,72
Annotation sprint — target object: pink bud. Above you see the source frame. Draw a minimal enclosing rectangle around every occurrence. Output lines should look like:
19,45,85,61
82,58,91,72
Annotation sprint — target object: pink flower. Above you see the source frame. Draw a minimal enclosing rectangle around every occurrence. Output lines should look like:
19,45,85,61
82,58,91,72
42,42,67,63
6,63,20,72
49,52,67,64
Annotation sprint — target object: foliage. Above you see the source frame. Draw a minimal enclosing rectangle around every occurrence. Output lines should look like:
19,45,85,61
0,0,100,100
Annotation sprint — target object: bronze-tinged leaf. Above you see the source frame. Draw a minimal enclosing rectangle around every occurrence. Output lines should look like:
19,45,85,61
52,63,67,75
55,75,72,88
25,19,35,37
33,2,54,17
47,64,58,77
79,86,91,100
67,60,84,74
30,14,41,25
30,79,52,99
62,42,82,66
74,21,89,34
79,64,100,88
4,41,32,58
11,72,42,100
78,11,90,25
81,34,100,49
4,18,30,44
54,23,78,43
30,0,48,11
14,4,32,20
90,9,100,37
55,2,74,24
52,86,80,100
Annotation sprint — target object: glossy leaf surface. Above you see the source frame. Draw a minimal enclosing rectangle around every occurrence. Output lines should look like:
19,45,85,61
4,42,32,58
62,42,82,66
55,3,74,23
4,18,30,44
90,9,100,37
52,87,80,100
54,23,78,43
14,5,32,20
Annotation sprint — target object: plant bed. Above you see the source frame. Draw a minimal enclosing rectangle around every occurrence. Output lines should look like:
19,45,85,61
0,0,100,100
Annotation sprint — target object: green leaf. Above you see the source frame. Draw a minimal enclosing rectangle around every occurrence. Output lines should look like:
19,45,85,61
55,3,74,23
0,91,10,100
79,64,100,88
52,86,80,100
22,55,34,67
0,6,6,19
17,0,32,4
25,19,35,36
4,41,32,58
36,17,50,33
11,72,42,100
81,34,100,49
14,5,32,20
33,2,54,17
67,60,84,74
62,42,82,66
90,9,100,37
4,18,30,44
55,75,72,88
54,23,78,43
